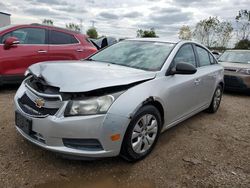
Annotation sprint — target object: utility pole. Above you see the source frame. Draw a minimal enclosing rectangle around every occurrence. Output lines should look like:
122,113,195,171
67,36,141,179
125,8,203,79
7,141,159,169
79,19,83,33
90,20,96,28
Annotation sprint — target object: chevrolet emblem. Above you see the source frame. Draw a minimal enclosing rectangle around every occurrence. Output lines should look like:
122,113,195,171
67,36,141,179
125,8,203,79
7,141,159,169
35,98,45,108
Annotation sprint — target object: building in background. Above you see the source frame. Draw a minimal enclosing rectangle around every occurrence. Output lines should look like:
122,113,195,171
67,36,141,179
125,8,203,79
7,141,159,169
0,12,11,27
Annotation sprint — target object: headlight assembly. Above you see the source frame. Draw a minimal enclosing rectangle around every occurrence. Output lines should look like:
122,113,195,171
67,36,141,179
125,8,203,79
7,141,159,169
237,68,250,75
65,95,115,116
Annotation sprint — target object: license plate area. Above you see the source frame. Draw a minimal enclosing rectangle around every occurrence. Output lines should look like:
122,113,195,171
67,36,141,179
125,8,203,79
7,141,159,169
15,112,32,135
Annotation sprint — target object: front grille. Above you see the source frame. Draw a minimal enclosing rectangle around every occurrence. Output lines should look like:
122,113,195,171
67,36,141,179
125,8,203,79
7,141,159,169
29,130,46,144
62,138,103,151
224,75,246,88
18,94,59,116
224,68,237,72
31,132,46,144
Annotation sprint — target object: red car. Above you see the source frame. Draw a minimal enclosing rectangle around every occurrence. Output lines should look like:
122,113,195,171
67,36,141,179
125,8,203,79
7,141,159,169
0,24,97,85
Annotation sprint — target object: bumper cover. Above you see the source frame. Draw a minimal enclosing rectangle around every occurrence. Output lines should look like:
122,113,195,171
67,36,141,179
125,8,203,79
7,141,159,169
14,84,130,158
224,72,250,91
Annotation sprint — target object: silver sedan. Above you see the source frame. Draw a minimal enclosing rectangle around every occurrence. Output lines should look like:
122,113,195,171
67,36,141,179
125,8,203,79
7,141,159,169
14,39,224,162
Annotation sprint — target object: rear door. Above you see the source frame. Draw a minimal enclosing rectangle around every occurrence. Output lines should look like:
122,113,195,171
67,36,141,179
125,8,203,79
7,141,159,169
48,30,83,61
194,45,218,106
0,27,48,76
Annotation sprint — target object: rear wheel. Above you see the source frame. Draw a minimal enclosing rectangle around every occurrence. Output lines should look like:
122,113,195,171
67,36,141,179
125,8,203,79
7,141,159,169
121,105,162,162
207,85,223,113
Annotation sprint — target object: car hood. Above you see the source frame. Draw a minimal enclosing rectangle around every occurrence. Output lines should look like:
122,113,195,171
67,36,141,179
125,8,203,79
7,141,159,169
27,61,156,92
219,61,250,70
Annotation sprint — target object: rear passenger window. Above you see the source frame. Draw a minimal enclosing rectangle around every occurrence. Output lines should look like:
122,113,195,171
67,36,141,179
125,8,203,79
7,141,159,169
196,46,211,66
173,44,196,67
49,30,78,44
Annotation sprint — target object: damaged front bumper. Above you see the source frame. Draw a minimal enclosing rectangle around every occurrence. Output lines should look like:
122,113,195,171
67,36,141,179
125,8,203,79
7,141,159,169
14,81,130,158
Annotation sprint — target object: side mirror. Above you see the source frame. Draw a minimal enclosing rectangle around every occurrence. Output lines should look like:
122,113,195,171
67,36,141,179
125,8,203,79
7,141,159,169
4,37,20,49
170,62,197,75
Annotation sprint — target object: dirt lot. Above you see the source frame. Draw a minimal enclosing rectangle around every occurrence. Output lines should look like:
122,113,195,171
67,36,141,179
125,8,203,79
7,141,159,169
0,85,249,188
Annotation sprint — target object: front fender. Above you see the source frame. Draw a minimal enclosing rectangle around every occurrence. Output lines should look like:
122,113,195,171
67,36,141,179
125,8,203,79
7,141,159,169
108,78,166,120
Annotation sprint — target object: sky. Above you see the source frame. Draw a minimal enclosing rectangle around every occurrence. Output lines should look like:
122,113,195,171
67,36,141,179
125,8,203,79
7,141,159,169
0,0,249,42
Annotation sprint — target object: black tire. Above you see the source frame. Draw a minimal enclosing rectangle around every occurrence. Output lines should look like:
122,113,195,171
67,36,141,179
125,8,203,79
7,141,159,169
120,105,162,162
206,85,223,113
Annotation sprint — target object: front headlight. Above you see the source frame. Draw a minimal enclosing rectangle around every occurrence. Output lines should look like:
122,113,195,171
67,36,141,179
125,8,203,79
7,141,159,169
237,68,250,75
65,95,114,116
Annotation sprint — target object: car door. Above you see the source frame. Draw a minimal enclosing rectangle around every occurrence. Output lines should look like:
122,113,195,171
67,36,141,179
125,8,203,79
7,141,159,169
194,45,218,106
164,44,203,124
0,27,48,76
48,30,83,61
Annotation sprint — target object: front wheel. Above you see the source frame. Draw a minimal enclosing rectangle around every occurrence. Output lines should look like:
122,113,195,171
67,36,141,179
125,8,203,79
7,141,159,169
120,105,162,162
206,85,223,113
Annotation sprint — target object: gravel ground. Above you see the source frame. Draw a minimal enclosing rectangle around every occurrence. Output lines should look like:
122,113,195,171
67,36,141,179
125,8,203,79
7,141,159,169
0,85,249,188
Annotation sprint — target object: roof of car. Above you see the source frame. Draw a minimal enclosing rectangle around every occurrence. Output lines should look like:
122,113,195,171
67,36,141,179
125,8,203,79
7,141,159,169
29,23,81,34
1,24,81,35
126,38,180,44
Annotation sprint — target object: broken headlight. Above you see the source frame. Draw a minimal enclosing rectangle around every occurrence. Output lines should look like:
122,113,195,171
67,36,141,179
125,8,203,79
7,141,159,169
64,95,115,116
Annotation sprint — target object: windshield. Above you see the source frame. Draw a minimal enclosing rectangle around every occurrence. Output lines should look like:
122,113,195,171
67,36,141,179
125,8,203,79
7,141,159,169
89,40,175,71
218,51,250,64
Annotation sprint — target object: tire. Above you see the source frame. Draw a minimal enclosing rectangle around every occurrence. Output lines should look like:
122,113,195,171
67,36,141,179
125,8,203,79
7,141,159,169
120,105,162,162
206,85,223,113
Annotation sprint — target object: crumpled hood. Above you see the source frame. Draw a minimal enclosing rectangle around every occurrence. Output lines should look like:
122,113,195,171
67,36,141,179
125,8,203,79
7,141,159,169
219,61,250,70
27,61,156,92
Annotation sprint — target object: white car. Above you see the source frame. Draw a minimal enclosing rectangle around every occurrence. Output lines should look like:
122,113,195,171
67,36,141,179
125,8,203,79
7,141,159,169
14,38,224,162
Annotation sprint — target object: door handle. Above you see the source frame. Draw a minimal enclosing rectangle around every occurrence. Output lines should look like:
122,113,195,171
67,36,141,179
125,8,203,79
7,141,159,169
37,50,47,53
194,78,201,85
76,49,83,52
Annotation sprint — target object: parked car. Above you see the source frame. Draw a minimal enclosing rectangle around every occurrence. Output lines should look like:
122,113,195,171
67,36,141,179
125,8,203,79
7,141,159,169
14,39,224,162
0,24,97,85
211,51,221,59
218,50,250,92
90,36,117,50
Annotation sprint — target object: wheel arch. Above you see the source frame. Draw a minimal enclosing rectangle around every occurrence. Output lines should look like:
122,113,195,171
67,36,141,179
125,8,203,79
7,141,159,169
219,81,224,90
138,97,165,125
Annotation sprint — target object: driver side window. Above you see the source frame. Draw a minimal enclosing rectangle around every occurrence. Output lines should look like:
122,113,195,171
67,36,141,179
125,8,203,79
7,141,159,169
173,44,196,67
1,28,46,44
1,33,11,43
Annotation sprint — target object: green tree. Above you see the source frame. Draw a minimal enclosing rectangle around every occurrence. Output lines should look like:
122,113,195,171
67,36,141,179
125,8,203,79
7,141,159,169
137,28,158,38
178,25,192,40
193,17,219,47
234,39,250,49
215,21,233,47
193,17,233,48
235,9,250,40
86,27,98,39
66,23,81,32
42,19,53,25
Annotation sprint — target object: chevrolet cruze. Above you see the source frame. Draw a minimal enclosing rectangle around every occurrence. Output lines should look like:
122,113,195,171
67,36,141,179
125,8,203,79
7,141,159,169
14,39,224,162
